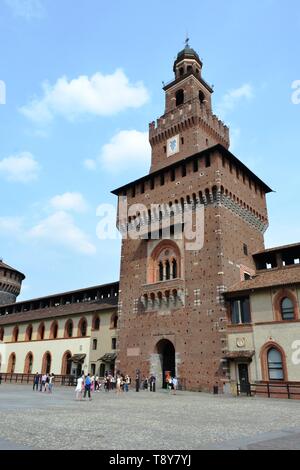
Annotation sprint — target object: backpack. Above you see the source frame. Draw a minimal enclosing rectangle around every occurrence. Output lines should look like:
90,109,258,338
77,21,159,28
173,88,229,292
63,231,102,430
85,376,91,386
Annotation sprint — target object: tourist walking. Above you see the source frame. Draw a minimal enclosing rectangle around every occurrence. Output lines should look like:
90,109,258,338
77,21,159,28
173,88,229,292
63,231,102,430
172,376,178,395
104,375,108,392
75,373,84,401
150,375,156,392
33,373,40,391
95,375,99,391
49,374,55,393
40,373,47,392
124,375,130,392
83,373,92,400
91,375,95,392
167,376,173,393
44,374,50,392
135,371,140,392
116,374,122,394
143,377,149,391
111,375,115,390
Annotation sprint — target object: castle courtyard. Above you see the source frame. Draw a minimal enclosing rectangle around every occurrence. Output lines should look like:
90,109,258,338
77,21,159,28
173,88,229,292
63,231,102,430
0,384,300,450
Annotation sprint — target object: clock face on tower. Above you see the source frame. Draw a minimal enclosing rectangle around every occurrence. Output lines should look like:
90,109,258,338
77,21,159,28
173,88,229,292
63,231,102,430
167,134,180,157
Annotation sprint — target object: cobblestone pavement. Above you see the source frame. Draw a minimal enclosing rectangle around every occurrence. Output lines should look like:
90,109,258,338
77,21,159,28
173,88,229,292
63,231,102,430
0,384,300,450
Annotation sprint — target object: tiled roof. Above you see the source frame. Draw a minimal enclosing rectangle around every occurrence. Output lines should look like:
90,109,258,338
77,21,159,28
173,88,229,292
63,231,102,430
111,144,273,195
0,300,117,326
226,264,300,295
0,281,119,309
223,351,255,359
254,242,300,256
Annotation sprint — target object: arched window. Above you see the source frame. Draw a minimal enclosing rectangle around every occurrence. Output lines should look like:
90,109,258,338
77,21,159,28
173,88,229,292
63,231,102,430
172,259,178,279
0,327,4,342
165,260,171,281
268,348,284,380
187,65,193,73
199,90,205,104
93,339,98,350
159,262,164,282
12,326,19,343
61,351,72,375
7,353,16,373
64,319,73,338
281,298,295,321
179,67,184,76
50,321,59,340
148,241,181,284
25,325,33,342
37,323,45,341
78,318,87,337
110,313,118,330
24,352,34,374
42,351,52,374
92,315,100,331
176,89,184,107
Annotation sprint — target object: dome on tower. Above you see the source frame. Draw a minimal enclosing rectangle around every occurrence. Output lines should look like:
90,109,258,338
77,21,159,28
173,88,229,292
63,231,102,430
0,259,25,305
173,40,203,72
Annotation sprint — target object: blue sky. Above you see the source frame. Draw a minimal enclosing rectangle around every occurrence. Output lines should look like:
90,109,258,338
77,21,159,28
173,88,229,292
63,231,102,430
0,0,299,300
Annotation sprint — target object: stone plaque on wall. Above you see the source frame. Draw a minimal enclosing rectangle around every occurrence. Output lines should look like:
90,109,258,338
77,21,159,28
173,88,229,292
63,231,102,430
127,348,141,357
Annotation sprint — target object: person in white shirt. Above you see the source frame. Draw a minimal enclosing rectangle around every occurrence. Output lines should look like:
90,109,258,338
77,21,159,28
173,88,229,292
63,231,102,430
48,374,55,394
172,377,178,395
40,374,47,392
75,374,84,401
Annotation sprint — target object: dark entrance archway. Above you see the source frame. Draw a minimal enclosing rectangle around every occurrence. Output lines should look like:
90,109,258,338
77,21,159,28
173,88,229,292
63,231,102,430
42,352,52,374
155,339,176,388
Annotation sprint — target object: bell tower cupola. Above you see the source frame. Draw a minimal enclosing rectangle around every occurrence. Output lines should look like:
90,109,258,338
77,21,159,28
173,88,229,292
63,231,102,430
149,40,230,172
173,38,203,80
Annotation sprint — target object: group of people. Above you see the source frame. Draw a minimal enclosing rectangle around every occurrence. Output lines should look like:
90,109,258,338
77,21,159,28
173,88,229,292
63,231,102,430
75,372,132,400
33,372,55,393
30,369,179,398
141,375,157,392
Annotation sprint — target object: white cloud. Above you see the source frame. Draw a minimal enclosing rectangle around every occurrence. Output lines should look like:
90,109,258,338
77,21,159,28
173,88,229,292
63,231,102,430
84,159,97,171
50,192,88,213
0,216,23,235
4,0,44,20
29,211,96,255
216,84,254,118
0,152,40,183
20,69,149,124
100,130,151,172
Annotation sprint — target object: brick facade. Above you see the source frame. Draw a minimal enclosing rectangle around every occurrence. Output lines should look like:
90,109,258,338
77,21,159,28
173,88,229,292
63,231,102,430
113,45,272,391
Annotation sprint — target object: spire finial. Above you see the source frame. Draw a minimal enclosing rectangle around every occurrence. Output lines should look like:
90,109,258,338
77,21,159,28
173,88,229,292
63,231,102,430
185,34,190,48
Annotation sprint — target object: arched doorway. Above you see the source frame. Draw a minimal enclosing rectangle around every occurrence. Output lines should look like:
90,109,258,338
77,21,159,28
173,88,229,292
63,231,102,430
24,352,34,374
7,353,16,373
42,352,52,374
61,351,72,375
155,339,176,388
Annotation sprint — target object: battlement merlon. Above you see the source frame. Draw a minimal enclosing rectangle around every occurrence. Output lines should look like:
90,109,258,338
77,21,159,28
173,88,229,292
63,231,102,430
148,98,230,148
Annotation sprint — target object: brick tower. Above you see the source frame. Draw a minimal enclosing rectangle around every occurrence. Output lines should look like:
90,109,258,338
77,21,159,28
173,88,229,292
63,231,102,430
113,42,272,391
0,260,25,305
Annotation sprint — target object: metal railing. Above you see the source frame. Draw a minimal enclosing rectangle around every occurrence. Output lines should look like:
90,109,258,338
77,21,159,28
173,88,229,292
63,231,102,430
236,381,300,399
0,373,76,386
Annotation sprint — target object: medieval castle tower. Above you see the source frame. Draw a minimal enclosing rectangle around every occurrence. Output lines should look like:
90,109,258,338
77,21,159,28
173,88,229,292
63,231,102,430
0,260,25,306
113,42,271,391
